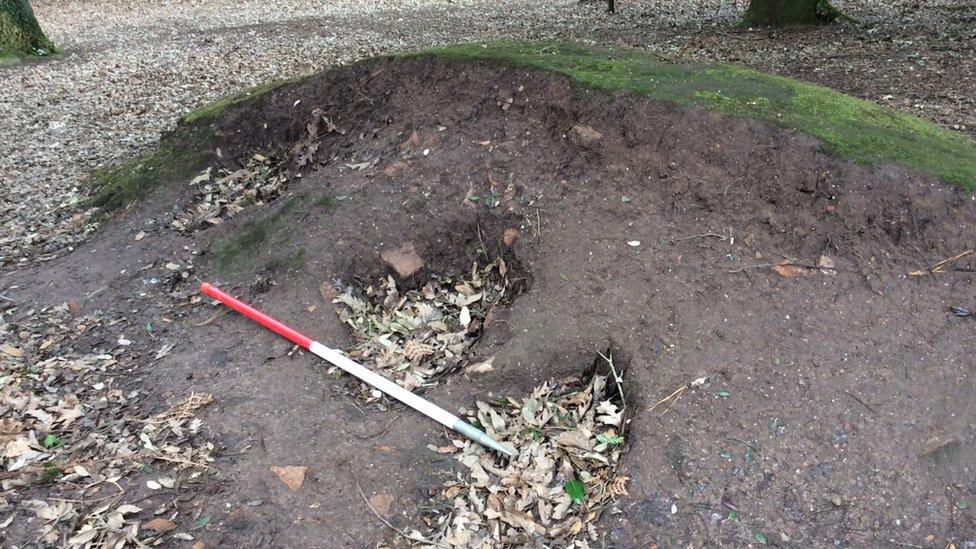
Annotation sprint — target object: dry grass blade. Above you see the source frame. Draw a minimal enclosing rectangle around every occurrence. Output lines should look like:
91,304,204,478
648,384,688,414
908,249,973,276
149,392,214,423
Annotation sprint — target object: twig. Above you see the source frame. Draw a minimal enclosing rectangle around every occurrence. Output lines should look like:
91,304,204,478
726,437,760,454
150,454,212,469
843,391,877,413
726,261,841,274
50,484,126,504
851,251,886,298
194,310,225,327
85,285,109,299
909,249,973,276
475,218,488,259
353,474,414,542
338,391,368,417
596,350,626,407
725,263,773,274
648,384,687,414
673,231,727,243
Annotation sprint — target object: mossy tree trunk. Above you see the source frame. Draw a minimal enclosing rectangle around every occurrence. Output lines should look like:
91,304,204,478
0,0,55,58
740,0,846,26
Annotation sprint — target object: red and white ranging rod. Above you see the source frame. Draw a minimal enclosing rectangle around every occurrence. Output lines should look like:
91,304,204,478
199,283,515,457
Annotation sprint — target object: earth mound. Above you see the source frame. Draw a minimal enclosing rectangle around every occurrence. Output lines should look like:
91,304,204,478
3,52,974,546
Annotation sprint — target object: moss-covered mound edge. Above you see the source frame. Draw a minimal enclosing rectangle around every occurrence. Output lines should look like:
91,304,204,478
87,78,305,214
419,41,975,191
88,41,975,216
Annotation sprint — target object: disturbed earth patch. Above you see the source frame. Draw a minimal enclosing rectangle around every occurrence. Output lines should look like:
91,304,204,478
4,52,976,548
412,354,630,548
331,258,515,395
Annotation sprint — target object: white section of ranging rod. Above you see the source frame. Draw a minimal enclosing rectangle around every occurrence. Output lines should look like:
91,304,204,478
309,342,516,457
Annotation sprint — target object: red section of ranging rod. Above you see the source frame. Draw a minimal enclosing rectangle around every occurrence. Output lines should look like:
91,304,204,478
200,283,313,350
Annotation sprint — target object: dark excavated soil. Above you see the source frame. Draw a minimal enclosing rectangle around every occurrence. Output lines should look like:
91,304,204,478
3,57,975,547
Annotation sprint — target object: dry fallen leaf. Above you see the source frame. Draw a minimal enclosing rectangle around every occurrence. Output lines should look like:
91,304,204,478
0,344,23,358
270,465,308,491
143,517,176,533
772,263,808,278
401,131,421,150
319,281,338,304
818,254,837,275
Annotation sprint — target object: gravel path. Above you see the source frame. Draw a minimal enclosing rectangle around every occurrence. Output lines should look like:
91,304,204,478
1,0,972,267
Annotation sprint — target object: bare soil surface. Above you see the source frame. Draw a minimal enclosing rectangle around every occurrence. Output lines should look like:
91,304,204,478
3,56,974,547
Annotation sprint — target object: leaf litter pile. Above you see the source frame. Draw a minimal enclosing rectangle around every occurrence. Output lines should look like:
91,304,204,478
330,262,631,546
169,154,289,233
409,358,630,548
1,301,215,545
170,109,342,234
331,258,512,395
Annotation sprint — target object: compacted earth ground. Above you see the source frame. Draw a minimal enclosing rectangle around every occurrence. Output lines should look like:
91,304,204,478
2,47,975,547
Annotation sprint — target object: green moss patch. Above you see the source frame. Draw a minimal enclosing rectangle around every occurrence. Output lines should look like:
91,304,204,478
88,122,213,213
181,78,304,123
89,78,307,214
1,0,56,59
212,196,302,273
421,42,976,190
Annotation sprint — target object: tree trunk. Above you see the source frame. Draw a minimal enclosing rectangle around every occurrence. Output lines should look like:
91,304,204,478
740,0,845,26
1,0,55,58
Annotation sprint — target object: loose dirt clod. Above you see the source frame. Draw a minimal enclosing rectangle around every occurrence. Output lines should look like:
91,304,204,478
381,243,425,278
568,124,603,148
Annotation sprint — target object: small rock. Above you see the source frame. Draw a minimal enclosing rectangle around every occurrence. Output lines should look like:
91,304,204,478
503,228,519,246
381,242,424,277
270,465,308,491
369,492,396,516
569,124,603,148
